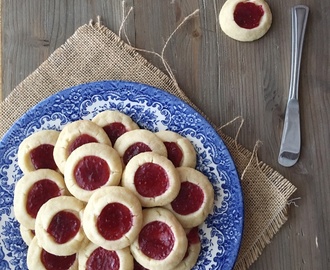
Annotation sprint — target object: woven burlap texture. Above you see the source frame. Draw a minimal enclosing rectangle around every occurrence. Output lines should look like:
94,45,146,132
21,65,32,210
0,22,296,269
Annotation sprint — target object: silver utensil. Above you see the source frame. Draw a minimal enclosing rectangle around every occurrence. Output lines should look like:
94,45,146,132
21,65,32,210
278,5,309,167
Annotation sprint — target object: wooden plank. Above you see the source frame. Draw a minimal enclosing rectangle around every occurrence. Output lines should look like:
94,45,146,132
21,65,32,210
1,0,134,99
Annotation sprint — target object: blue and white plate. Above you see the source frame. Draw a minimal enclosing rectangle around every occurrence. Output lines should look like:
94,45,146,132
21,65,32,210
0,80,243,270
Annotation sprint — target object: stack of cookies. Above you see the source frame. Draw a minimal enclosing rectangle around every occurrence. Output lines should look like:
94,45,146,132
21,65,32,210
14,110,214,270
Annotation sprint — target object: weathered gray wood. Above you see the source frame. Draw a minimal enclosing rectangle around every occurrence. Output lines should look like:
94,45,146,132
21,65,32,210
2,0,330,269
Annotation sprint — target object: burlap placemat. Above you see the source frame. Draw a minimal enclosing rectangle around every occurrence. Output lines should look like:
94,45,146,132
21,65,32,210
0,19,296,269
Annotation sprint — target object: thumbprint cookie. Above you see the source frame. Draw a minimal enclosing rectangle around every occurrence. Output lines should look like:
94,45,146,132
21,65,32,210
18,130,60,173
113,129,167,166
121,152,181,207
53,120,111,173
35,196,87,256
14,169,67,230
156,130,197,168
219,0,272,42
27,237,78,270
92,110,140,145
78,242,133,270
64,142,122,202
82,186,143,251
176,227,201,270
131,207,188,270
164,167,214,228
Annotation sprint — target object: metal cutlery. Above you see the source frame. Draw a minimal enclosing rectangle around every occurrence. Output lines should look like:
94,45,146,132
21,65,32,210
278,5,309,167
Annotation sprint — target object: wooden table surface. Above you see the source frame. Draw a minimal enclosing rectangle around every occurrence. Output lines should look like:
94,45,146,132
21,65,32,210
2,0,329,269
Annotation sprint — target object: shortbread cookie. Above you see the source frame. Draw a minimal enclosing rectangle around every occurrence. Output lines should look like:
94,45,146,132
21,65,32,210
14,169,67,230
92,110,140,144
113,129,167,165
176,227,201,270
27,237,78,270
18,130,60,173
35,196,87,256
219,0,272,42
64,143,122,202
83,186,143,251
121,152,181,207
53,120,111,173
79,242,133,270
156,130,197,168
131,207,188,270
164,167,214,228
20,225,35,246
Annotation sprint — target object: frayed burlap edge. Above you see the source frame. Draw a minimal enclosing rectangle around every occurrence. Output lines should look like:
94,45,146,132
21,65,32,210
217,129,296,269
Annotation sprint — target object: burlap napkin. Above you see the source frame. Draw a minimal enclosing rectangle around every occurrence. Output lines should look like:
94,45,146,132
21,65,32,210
0,19,296,269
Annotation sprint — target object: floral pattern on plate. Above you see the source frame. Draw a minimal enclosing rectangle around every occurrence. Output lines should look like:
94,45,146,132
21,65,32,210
0,80,243,270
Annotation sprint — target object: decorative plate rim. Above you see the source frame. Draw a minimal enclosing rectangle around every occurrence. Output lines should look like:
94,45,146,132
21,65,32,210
0,80,244,270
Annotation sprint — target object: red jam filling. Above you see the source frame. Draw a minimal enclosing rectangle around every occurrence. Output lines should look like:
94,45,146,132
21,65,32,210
183,227,200,259
139,221,174,260
86,247,119,270
134,260,149,270
69,134,97,154
103,122,127,145
47,211,81,244
234,2,264,29
123,142,151,165
30,144,57,170
164,142,183,167
186,227,200,245
97,202,133,241
41,249,76,270
171,181,204,215
134,163,169,197
26,179,61,218
74,155,110,190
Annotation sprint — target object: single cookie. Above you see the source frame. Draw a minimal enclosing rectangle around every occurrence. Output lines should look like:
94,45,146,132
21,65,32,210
82,186,143,251
27,237,78,270
121,152,181,207
78,242,133,270
113,129,167,165
219,0,272,42
35,196,87,256
14,169,67,230
64,142,122,202
53,120,111,173
156,130,197,168
18,130,60,173
164,167,214,228
92,110,140,144
131,207,188,270
176,227,201,270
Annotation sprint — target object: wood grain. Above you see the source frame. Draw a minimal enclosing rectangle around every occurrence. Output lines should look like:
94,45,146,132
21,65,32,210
2,0,330,269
